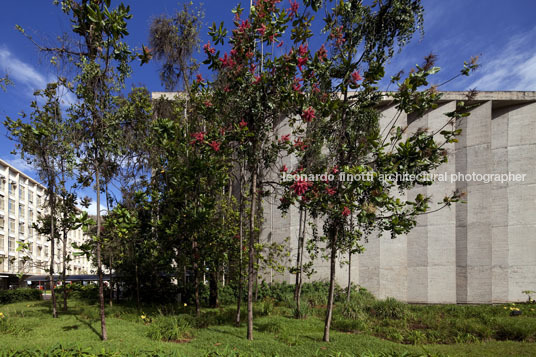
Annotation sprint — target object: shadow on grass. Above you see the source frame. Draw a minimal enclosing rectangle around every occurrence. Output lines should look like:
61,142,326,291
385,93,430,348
74,315,102,340
62,324,81,331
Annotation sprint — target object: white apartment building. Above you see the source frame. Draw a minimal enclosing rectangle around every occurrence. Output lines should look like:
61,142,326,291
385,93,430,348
0,159,93,289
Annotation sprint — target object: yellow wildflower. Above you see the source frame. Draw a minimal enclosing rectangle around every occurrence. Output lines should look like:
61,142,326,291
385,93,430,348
141,315,146,320
503,306,507,309
184,303,187,307
0,312,4,319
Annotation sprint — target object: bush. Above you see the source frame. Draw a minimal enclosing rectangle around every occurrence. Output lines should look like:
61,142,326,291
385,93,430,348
371,297,409,320
494,318,536,341
146,314,194,342
0,288,42,304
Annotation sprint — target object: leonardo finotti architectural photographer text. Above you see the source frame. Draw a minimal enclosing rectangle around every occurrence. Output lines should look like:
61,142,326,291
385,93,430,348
281,172,527,184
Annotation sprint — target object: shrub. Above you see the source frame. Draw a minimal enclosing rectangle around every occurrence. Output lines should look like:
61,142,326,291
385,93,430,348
146,314,194,342
494,318,536,341
371,297,409,320
255,297,275,316
0,288,42,304
332,317,368,332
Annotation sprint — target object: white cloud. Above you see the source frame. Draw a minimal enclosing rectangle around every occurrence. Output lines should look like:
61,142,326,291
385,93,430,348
468,27,536,91
0,46,77,105
78,200,98,216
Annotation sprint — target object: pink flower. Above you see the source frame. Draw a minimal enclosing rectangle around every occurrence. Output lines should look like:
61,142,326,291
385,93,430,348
301,107,316,122
190,131,205,145
294,138,307,150
239,119,248,128
196,74,203,83
203,42,215,55
204,100,212,107
219,53,236,68
297,57,307,72
351,71,362,84
331,166,339,174
288,0,299,18
298,44,308,57
277,41,284,48
291,178,312,196
292,82,301,92
209,141,221,152
317,44,327,62
280,134,291,142
253,75,261,84
256,24,267,37
342,206,351,217
280,165,288,173
238,20,251,33
326,187,336,196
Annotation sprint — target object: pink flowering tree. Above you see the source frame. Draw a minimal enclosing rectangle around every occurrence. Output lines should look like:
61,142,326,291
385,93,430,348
278,0,478,342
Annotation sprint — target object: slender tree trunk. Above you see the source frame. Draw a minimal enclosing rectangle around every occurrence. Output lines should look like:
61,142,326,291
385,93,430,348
296,209,306,316
106,183,113,308
193,238,200,317
209,267,219,308
347,251,352,302
235,165,244,326
294,208,304,314
61,164,68,311
135,260,140,312
247,168,257,341
62,230,67,311
109,255,113,307
96,167,108,341
49,182,57,318
323,227,338,342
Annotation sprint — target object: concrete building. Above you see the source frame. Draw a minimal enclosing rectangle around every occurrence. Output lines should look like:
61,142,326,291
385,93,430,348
262,91,536,304
0,159,93,289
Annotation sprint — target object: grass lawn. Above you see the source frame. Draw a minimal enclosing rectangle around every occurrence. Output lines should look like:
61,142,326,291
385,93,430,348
1,298,536,356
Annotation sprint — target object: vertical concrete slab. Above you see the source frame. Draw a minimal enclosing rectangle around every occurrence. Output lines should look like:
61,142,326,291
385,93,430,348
507,102,536,301
491,106,510,302
425,101,458,303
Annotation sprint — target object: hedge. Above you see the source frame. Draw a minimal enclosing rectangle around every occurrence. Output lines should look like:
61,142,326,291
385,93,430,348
0,288,42,305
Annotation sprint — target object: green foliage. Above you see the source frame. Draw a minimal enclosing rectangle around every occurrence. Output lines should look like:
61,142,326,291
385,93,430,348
146,314,194,342
371,298,410,320
0,289,42,305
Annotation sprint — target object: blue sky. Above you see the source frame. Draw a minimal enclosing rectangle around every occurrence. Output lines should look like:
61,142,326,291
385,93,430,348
0,0,535,213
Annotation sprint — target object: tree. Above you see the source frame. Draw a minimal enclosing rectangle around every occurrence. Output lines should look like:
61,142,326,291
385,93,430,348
201,0,316,339
5,81,72,318
52,0,150,340
278,0,478,342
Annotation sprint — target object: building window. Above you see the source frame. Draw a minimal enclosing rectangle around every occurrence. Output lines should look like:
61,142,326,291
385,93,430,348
0,195,4,211
28,192,33,205
0,216,4,231
37,195,42,207
19,222,25,235
9,181,16,196
9,218,15,233
0,177,5,192
8,199,15,215
19,186,25,201
8,236,15,252
19,204,25,218
44,247,49,257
